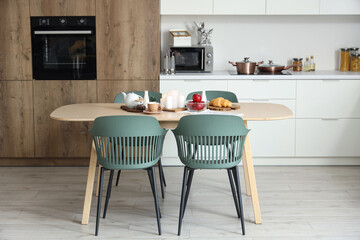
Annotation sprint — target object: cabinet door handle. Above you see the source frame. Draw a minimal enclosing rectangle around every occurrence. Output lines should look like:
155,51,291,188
253,99,270,101
252,79,270,82
321,118,339,120
185,80,201,82
322,79,340,82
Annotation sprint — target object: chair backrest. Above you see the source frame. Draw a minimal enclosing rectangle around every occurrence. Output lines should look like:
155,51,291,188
186,91,238,103
90,116,167,170
114,91,162,103
172,115,249,169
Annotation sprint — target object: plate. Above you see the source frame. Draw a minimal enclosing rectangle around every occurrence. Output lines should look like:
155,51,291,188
143,110,163,114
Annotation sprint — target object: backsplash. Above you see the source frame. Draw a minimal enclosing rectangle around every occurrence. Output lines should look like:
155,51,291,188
161,15,360,71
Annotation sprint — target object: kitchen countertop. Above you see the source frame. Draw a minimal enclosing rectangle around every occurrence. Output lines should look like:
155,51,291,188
160,70,360,80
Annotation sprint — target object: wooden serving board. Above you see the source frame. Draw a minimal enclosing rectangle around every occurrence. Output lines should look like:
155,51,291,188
208,104,240,111
162,107,187,112
120,105,143,113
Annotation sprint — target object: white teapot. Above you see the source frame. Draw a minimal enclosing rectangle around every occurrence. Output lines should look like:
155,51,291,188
122,92,143,109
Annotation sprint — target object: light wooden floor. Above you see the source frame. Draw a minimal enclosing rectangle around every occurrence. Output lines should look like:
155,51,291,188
0,166,359,240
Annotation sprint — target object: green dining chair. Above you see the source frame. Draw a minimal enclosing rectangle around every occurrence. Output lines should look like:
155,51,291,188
90,115,167,236
172,115,249,236
113,91,167,199
186,90,238,103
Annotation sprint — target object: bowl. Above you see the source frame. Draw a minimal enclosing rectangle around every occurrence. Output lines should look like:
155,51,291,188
186,100,208,112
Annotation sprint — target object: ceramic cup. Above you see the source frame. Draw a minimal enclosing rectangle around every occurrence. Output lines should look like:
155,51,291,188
148,102,161,112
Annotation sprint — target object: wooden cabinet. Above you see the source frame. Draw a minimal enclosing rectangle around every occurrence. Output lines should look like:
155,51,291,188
161,0,213,15
34,81,96,157
0,81,34,157
296,119,360,157
320,0,360,15
96,0,160,80
267,0,320,15
213,0,266,15
297,80,360,118
97,80,159,103
0,0,32,80
29,0,95,16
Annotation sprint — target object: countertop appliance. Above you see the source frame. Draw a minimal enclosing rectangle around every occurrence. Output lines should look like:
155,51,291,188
31,16,96,80
169,45,213,73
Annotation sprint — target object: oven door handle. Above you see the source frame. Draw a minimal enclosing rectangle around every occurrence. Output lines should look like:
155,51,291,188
201,49,204,70
34,30,92,35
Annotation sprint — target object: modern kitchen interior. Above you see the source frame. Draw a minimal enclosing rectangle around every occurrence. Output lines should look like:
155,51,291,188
0,0,360,239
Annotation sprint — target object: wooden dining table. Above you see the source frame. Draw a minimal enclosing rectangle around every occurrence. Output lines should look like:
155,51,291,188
50,102,292,225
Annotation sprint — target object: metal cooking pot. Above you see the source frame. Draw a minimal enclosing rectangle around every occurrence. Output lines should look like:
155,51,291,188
257,60,294,73
229,57,263,75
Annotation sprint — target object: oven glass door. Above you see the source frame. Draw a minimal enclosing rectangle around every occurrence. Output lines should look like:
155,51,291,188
32,30,96,80
171,48,204,72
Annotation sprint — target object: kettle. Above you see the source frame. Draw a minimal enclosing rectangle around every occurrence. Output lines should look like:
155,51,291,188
122,92,143,109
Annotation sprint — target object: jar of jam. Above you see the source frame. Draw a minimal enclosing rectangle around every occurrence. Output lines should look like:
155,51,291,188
350,53,360,72
293,58,303,71
340,48,350,71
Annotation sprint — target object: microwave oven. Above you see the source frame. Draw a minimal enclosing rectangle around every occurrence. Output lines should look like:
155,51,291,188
169,45,213,73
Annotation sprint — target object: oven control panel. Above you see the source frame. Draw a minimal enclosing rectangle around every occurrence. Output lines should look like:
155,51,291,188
32,16,94,27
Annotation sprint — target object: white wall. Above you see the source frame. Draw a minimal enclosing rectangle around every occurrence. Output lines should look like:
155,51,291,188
161,15,360,71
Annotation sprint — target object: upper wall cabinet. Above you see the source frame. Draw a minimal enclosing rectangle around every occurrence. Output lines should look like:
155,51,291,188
96,0,160,80
30,0,95,16
0,0,32,80
266,0,320,15
161,0,213,15
213,0,266,15
320,0,360,15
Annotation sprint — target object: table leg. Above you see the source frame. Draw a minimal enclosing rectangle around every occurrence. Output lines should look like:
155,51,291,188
81,141,97,225
95,165,101,197
243,121,262,224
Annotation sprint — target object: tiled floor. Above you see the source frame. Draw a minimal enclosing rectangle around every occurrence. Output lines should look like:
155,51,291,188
0,166,359,239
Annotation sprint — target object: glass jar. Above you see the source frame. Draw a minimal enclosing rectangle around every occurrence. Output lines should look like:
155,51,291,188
350,53,360,72
349,47,359,70
293,58,303,71
340,48,350,71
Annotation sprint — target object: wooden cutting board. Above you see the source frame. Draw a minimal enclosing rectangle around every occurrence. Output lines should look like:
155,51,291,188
208,104,240,111
162,107,187,112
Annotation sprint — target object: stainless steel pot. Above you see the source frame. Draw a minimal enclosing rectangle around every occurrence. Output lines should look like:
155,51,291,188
229,57,263,75
257,60,294,73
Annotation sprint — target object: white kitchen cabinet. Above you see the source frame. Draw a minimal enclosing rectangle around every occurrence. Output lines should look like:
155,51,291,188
266,0,320,15
160,79,228,97
161,0,213,15
297,80,360,118
296,119,360,157
320,0,360,15
244,100,295,157
228,79,296,99
213,0,265,15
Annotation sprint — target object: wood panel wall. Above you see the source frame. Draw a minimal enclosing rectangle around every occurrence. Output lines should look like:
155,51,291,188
29,0,95,16
34,81,96,157
96,0,160,81
0,81,34,157
0,0,32,80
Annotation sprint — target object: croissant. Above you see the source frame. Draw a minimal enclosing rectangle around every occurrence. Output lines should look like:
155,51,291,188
209,97,232,108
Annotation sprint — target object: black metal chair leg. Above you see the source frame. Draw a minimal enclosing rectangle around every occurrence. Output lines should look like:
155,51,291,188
182,168,194,218
95,167,105,236
115,170,121,186
158,159,167,187
233,166,245,235
147,168,161,218
178,167,189,236
103,170,114,218
227,169,241,218
158,160,165,199
148,167,162,235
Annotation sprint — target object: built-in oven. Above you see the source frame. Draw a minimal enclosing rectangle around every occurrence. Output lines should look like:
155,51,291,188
170,45,213,73
31,16,96,80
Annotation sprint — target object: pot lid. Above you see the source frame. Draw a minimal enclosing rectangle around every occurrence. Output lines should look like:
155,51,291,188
237,57,256,64
259,60,283,68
